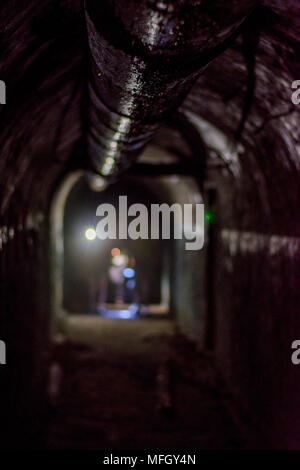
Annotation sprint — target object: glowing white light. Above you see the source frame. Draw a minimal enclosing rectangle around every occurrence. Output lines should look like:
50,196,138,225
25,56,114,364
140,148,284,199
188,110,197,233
110,141,118,150
85,227,96,241
88,175,108,192
117,116,131,133
112,254,128,266
101,156,116,176
106,157,114,165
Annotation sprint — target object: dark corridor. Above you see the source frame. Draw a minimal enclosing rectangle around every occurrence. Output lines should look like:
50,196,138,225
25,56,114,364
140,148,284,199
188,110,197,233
0,0,300,454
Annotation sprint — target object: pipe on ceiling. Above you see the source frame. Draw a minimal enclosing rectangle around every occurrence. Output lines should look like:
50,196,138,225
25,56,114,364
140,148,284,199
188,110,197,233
85,0,260,180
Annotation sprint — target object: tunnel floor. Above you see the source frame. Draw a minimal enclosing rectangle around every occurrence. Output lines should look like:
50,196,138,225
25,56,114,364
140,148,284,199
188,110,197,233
46,316,246,450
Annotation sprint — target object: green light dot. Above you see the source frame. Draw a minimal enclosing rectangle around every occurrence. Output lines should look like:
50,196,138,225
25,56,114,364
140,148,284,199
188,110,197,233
205,210,215,223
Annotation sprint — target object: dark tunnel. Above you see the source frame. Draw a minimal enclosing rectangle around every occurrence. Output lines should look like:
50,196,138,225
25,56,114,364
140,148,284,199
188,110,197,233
0,0,299,453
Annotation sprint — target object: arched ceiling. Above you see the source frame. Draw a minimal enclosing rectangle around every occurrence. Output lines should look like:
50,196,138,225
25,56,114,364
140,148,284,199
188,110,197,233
0,0,298,228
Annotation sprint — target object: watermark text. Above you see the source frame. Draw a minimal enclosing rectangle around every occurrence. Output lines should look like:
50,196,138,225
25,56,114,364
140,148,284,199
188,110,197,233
0,340,6,365
95,196,205,251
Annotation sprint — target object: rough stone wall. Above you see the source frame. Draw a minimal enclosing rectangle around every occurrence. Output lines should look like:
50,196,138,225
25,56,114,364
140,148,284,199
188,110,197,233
182,1,300,448
0,0,83,447
0,0,298,448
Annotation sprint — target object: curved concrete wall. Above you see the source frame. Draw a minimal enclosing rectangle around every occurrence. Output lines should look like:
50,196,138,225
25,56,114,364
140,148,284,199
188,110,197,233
0,0,298,448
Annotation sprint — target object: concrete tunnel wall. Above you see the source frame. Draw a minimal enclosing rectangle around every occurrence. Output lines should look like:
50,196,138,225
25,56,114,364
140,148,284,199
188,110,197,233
134,171,207,343
180,2,300,447
0,0,299,448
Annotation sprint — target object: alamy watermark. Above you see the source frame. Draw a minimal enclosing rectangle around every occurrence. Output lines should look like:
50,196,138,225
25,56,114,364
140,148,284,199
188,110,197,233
291,340,300,365
0,340,6,365
291,80,300,105
0,84,6,364
0,80,6,104
95,196,205,251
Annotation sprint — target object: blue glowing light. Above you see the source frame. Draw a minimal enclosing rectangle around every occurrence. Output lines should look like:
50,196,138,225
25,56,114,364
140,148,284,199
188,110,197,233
123,268,135,279
126,279,136,290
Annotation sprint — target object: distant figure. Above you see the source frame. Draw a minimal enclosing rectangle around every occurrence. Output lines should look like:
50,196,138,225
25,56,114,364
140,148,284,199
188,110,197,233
108,264,125,303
